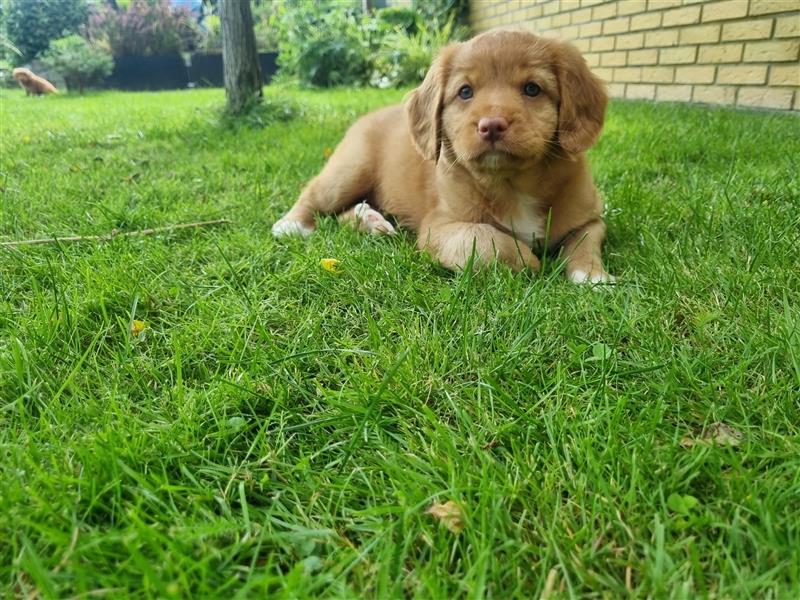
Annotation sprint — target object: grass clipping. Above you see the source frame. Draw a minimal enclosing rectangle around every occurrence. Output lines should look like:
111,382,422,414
1,219,230,247
427,501,465,534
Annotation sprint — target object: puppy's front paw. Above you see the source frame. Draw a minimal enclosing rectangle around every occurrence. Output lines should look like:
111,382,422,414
568,269,616,285
518,252,541,273
354,202,397,236
272,217,314,239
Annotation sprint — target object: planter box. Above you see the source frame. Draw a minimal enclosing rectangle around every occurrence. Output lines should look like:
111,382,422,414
105,55,189,91
101,52,279,90
258,52,278,84
189,52,278,88
189,53,224,87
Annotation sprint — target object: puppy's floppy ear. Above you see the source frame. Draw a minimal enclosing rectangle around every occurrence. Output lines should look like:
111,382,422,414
553,40,608,154
406,43,459,162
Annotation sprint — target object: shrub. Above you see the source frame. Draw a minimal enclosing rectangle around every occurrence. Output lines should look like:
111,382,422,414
4,0,89,62
372,16,467,88
40,34,113,93
252,2,280,52
1,35,23,83
376,7,417,35
414,0,470,28
273,2,379,87
272,0,466,88
197,14,222,54
198,3,278,54
86,0,200,58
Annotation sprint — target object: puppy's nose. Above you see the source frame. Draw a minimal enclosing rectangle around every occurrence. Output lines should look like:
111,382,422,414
478,117,509,142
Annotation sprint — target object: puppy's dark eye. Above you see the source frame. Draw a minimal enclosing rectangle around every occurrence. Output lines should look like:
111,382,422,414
458,85,473,100
523,82,541,97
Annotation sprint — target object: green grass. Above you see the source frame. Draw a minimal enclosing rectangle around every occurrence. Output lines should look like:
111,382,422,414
1,85,799,598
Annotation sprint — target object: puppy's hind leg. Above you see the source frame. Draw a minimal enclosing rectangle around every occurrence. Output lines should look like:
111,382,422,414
273,127,377,239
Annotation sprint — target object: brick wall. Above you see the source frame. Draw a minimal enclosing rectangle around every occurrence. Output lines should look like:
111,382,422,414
470,0,800,111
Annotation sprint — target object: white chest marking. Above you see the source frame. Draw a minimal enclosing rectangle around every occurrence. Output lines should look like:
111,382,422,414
493,194,545,247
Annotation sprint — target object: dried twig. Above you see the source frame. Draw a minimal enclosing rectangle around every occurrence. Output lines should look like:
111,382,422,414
0,219,231,247
52,526,79,573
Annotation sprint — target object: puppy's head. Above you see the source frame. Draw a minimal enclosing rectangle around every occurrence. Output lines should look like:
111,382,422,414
12,68,32,84
406,30,607,170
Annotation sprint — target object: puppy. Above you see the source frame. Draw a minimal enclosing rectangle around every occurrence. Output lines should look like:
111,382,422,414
12,67,58,96
273,30,613,283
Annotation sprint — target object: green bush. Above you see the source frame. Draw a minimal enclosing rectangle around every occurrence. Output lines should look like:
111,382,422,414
376,7,417,34
198,14,222,54
40,34,113,93
1,35,23,83
4,0,89,62
372,16,466,88
252,2,280,52
198,4,278,54
414,0,469,28
272,0,466,88
272,2,379,88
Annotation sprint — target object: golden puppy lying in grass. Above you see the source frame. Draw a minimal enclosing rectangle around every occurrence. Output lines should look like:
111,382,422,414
274,30,613,283
12,67,58,96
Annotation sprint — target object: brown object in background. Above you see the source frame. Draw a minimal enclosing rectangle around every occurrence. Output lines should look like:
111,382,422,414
12,68,58,96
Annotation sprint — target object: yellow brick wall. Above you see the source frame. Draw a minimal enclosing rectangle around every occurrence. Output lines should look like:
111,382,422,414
470,0,800,111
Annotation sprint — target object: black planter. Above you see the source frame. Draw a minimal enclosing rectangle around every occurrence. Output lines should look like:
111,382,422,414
258,52,278,84
102,52,279,91
189,52,278,88
189,53,224,87
105,55,189,91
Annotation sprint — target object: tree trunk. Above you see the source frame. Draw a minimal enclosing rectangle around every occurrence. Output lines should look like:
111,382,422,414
220,0,262,115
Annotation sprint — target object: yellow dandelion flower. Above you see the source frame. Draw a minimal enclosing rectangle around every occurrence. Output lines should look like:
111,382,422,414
130,319,148,337
320,258,341,274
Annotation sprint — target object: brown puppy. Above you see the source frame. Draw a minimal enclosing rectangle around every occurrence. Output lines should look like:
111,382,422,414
12,67,58,96
273,30,613,283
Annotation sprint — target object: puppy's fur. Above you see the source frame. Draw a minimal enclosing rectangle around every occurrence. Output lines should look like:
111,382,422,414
12,68,58,96
274,30,613,283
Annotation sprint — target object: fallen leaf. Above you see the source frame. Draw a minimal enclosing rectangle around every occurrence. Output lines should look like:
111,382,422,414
680,421,743,448
320,258,342,274
704,422,742,446
323,147,333,159
590,341,614,361
426,500,464,534
667,493,699,515
130,319,147,337
301,555,323,574
226,416,245,431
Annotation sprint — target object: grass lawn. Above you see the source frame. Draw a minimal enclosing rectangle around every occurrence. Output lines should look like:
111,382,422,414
1,85,799,598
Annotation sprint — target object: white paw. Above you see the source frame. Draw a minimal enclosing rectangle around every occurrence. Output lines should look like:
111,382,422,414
272,217,314,239
354,202,396,236
568,269,617,285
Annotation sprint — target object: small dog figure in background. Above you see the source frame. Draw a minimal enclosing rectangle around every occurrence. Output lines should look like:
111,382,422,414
12,68,58,96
